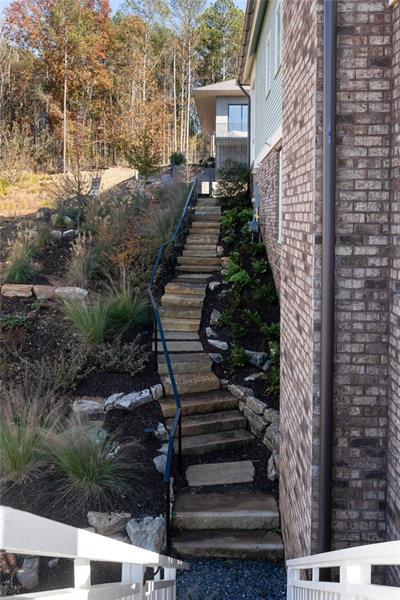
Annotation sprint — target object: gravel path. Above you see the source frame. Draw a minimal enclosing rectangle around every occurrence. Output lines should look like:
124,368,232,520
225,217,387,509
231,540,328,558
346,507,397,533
177,558,286,600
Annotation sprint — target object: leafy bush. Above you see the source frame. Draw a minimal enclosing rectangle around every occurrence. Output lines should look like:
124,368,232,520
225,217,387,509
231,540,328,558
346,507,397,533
66,234,98,287
252,258,268,275
48,418,142,510
0,315,29,330
219,309,234,328
241,308,263,329
265,340,280,400
229,322,247,340
0,388,61,484
35,227,53,249
62,300,110,346
92,335,150,375
170,151,186,166
254,282,277,304
215,160,249,209
261,322,280,340
230,345,247,368
2,236,38,284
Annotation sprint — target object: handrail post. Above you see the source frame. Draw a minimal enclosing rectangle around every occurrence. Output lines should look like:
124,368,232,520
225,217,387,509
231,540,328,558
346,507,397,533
154,315,158,372
165,478,171,556
178,414,183,475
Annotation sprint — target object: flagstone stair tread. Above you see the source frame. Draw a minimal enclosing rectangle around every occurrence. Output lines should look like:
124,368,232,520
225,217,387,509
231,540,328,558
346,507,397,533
166,410,247,437
185,461,256,487
160,390,239,418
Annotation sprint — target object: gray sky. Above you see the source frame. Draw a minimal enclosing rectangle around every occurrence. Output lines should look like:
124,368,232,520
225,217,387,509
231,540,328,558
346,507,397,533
0,0,247,16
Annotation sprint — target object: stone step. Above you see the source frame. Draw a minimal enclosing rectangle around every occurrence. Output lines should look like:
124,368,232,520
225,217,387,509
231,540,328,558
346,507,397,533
161,293,204,307
161,372,220,397
191,221,220,229
177,256,221,266
176,274,213,284
160,390,238,418
185,461,255,487
173,493,279,531
182,250,217,258
158,354,212,375
193,214,221,222
186,235,219,243
167,410,247,437
185,240,217,249
165,282,206,296
154,340,204,353
176,265,220,274
195,207,221,215
172,530,284,560
159,306,202,320
189,228,220,236
177,428,254,455
157,331,200,341
160,318,200,332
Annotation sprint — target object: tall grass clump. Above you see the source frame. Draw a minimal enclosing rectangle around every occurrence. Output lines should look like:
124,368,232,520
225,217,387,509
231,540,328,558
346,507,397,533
107,275,150,338
66,234,98,287
0,388,61,484
62,300,109,346
48,418,142,510
2,235,38,284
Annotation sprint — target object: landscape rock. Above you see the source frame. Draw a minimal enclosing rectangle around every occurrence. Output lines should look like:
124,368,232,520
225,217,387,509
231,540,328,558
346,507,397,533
220,379,230,387
206,326,217,339
216,245,224,258
36,207,51,220
50,213,73,227
17,558,39,591
151,384,164,401
63,229,76,239
264,408,279,424
262,359,272,373
33,285,55,300
244,372,265,382
126,516,166,553
105,389,153,411
208,339,228,351
208,280,221,291
263,422,280,454
50,229,63,239
154,422,168,442
87,512,131,536
210,309,222,326
244,350,268,368
48,558,59,569
243,405,267,437
267,454,279,481
227,384,253,401
1,284,33,298
209,352,223,364
73,397,105,419
153,453,167,474
54,286,88,300
246,396,266,415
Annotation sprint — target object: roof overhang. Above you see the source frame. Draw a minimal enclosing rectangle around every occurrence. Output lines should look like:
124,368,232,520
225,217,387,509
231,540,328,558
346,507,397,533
237,0,269,84
193,80,247,136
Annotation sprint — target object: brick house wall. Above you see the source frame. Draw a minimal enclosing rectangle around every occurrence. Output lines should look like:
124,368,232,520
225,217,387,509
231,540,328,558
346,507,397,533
256,147,282,291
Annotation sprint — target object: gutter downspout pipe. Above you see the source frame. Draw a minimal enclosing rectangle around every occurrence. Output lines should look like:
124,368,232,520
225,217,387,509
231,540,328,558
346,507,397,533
237,80,251,196
319,0,337,555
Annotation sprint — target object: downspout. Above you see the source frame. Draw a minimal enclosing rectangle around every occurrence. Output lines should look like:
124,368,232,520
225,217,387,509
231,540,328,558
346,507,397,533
237,80,251,188
319,0,337,555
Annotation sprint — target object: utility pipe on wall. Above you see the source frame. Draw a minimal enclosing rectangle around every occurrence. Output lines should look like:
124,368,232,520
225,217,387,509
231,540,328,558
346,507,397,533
319,0,337,554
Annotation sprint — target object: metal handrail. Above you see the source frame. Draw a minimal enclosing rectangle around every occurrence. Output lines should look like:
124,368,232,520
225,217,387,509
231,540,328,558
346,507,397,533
147,177,198,554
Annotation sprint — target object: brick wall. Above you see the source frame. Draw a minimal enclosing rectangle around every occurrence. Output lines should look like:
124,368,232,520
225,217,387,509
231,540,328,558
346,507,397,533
255,147,282,291
279,0,319,559
388,0,400,556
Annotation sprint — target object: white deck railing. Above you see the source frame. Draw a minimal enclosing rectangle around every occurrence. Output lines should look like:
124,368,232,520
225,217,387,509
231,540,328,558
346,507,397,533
287,540,400,600
0,506,188,600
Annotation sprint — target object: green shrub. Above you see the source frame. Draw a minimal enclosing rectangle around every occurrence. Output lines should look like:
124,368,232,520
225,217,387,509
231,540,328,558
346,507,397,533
35,227,53,249
251,258,268,275
170,151,186,166
48,418,141,510
230,345,247,369
227,269,252,290
266,364,280,400
219,309,235,328
254,282,277,305
229,322,247,340
261,322,280,340
241,308,263,329
92,335,150,375
62,300,110,346
0,315,29,330
0,388,61,484
107,277,150,338
215,160,249,209
2,237,38,284
53,214,70,230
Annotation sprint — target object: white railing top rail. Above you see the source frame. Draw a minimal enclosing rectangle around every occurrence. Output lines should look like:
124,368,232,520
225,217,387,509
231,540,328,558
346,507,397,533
287,540,400,569
0,506,188,571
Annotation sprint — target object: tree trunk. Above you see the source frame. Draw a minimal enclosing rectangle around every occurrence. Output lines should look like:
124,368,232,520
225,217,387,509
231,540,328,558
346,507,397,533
173,48,177,153
63,46,68,173
186,39,191,161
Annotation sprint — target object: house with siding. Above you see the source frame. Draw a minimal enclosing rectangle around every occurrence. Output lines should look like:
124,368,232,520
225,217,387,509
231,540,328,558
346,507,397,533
235,0,400,564
193,79,249,169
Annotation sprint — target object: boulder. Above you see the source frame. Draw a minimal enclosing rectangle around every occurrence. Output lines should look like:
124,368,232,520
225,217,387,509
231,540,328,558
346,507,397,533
73,397,105,419
50,230,63,240
153,453,167,474
267,454,279,481
17,557,39,591
244,372,265,382
208,280,221,292
87,512,131,536
33,285,55,300
246,396,265,415
243,405,267,437
209,352,223,364
206,326,217,339
263,422,280,455
210,309,221,326
54,286,88,300
105,389,153,411
244,350,268,368
151,384,164,401
264,408,279,424
63,229,76,240
216,245,224,258
1,284,33,298
262,359,272,373
208,339,228,351
154,422,168,442
126,516,166,553
227,384,253,401
50,214,73,227
36,207,51,220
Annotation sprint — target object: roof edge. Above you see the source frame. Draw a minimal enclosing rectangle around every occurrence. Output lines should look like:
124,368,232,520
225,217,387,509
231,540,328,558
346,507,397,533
237,0,268,84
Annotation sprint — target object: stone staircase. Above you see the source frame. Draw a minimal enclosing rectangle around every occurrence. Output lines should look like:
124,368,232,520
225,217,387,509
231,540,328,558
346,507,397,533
157,194,283,561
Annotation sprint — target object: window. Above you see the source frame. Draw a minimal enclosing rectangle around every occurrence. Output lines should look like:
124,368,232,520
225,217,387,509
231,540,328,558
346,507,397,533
228,104,248,132
265,34,271,96
277,149,283,242
275,0,283,74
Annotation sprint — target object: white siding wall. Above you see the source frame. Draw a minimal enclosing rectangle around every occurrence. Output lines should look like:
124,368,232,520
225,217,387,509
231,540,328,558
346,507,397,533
253,0,283,162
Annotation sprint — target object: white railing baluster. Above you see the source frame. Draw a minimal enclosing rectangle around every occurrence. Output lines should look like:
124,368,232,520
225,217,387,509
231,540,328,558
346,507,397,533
74,558,91,590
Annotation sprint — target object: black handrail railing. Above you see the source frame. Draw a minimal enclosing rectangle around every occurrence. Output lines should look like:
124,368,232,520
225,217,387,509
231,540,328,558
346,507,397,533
147,177,198,554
